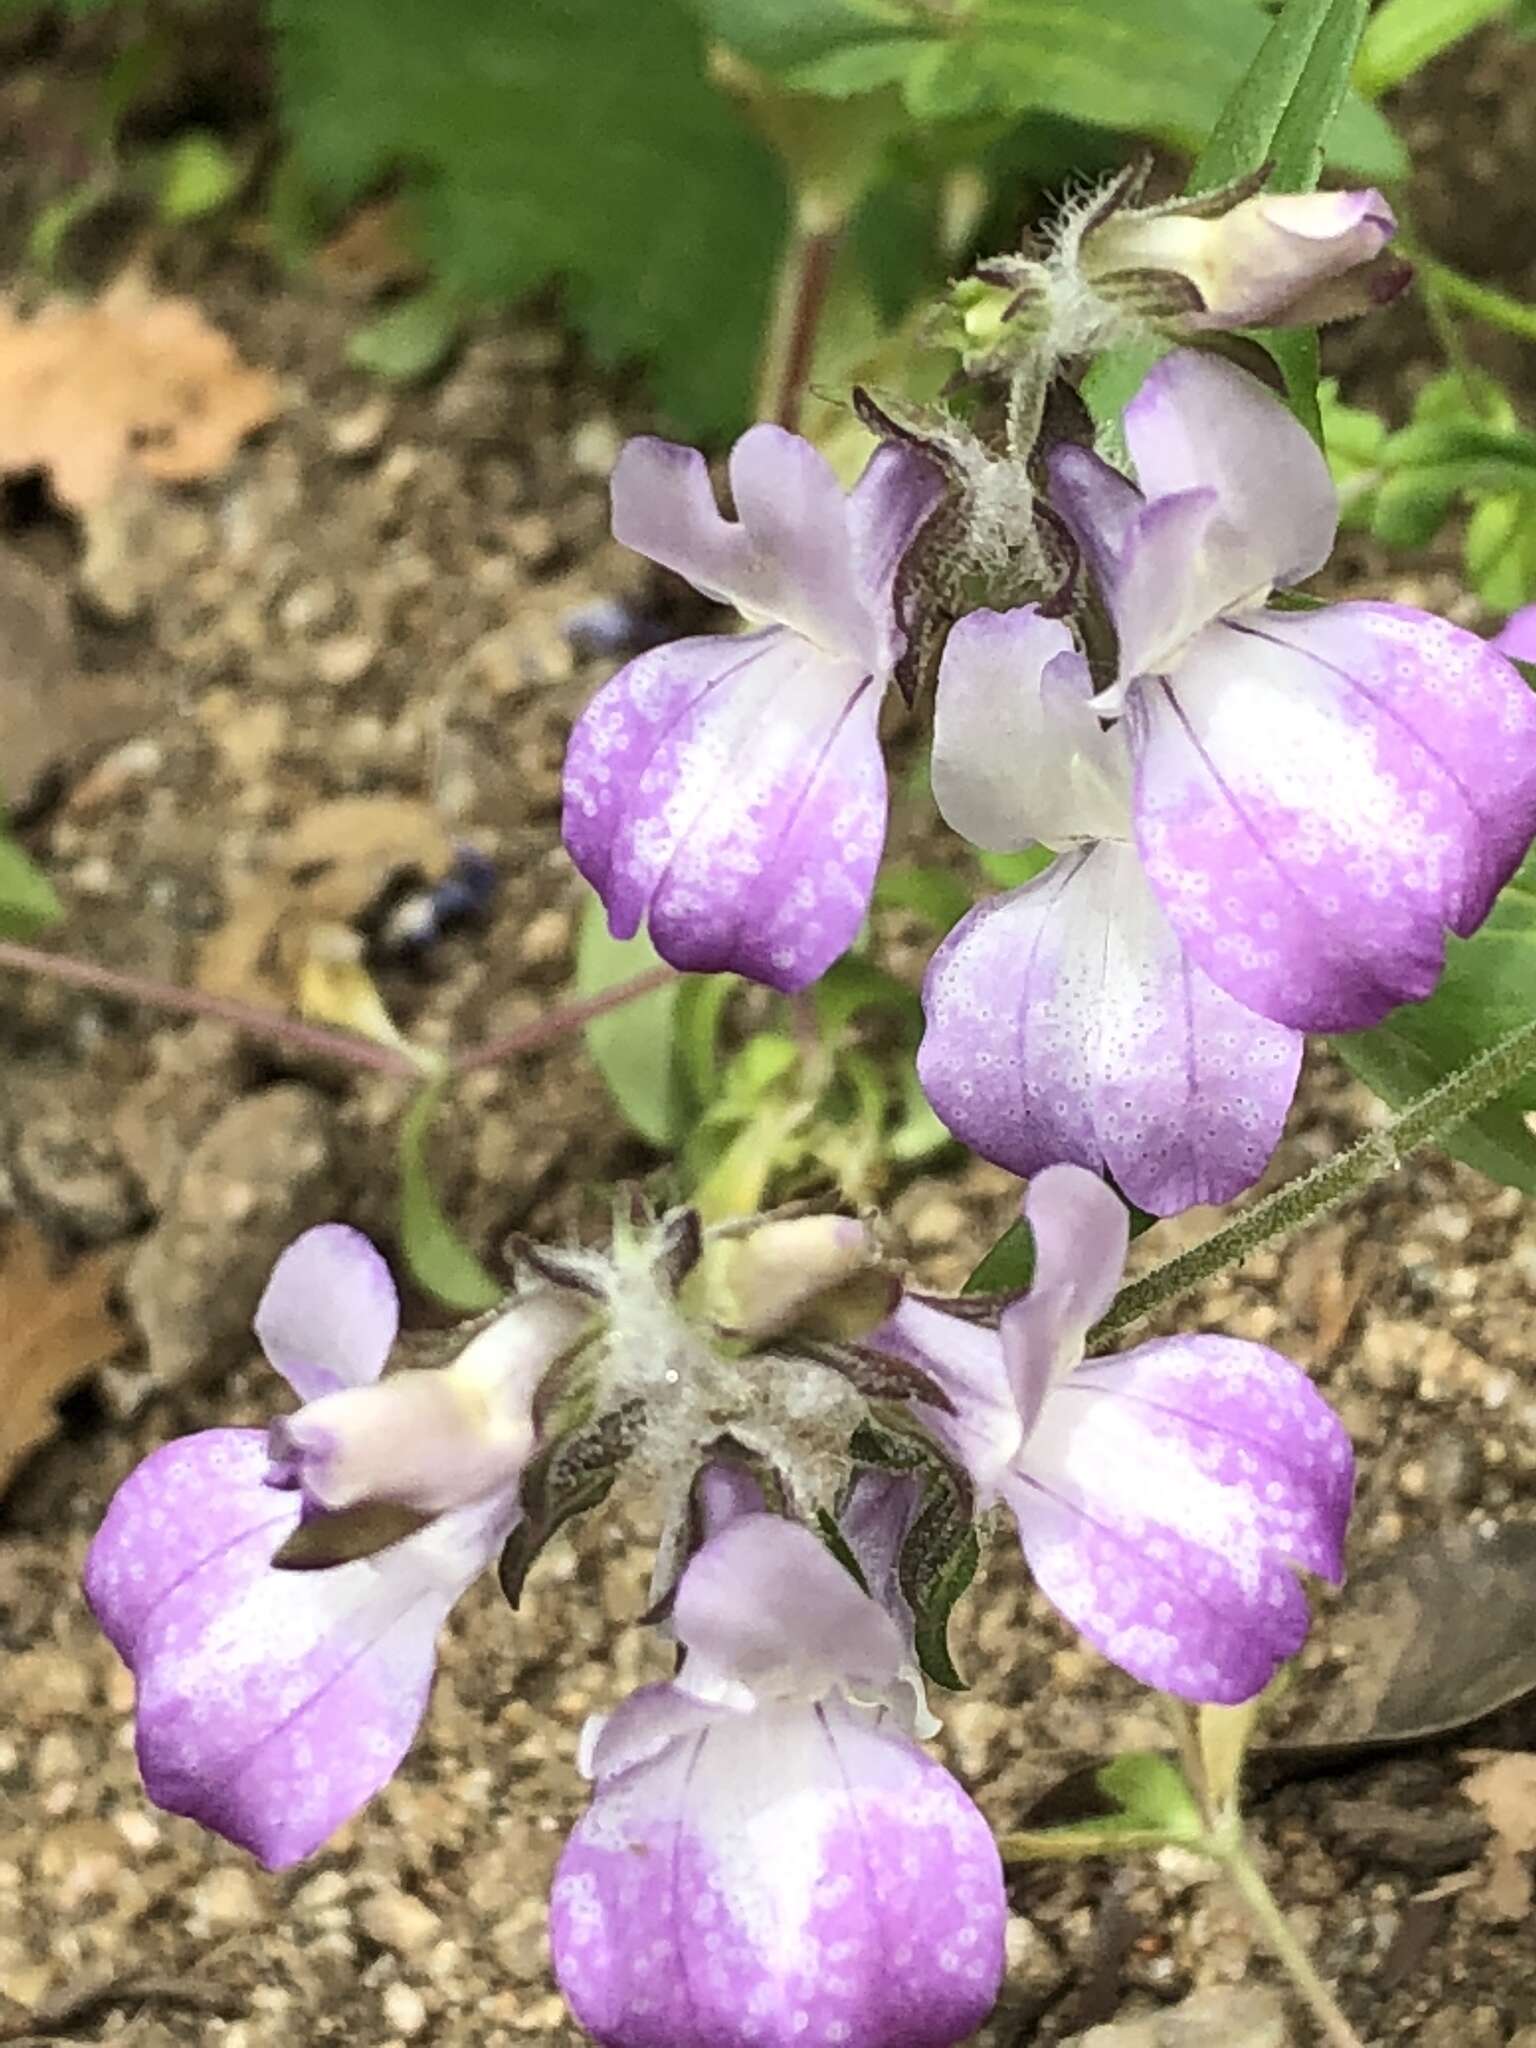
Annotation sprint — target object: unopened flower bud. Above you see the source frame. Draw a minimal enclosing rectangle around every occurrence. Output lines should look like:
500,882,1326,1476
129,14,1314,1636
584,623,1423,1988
712,1213,882,1343
1082,187,1402,331
268,1290,593,1515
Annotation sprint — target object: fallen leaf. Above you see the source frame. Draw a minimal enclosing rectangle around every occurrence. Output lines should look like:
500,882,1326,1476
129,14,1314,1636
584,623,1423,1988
0,275,278,514
0,545,145,811
198,794,455,1008
0,1223,127,1491
1463,1752,1536,1920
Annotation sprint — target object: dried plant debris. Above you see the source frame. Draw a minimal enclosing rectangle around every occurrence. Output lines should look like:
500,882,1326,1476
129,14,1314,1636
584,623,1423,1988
0,276,279,514
0,1222,127,1492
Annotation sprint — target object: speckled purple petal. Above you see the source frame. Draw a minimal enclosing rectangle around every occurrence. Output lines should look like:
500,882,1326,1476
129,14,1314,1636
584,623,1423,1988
562,625,885,992
917,841,1301,1215
873,1299,1021,1498
1491,605,1536,663
1130,604,1536,1031
1123,351,1336,592
1049,444,1144,601
672,1514,907,1712
1006,1335,1354,1703
997,1168,1131,1424
85,1429,506,1867
551,1698,1004,2048
253,1224,398,1401
846,440,945,674
611,428,873,663
931,608,1128,848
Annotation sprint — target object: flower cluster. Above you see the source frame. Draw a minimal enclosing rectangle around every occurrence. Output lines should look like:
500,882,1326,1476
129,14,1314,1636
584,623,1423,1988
89,1177,1352,2043
83,170,1536,2048
566,206,1536,1215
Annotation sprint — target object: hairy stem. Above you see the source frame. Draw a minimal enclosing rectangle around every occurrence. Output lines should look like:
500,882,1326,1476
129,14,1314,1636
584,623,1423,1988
1221,1835,1367,2048
755,210,843,431
1092,1009,1536,1347
0,936,675,1080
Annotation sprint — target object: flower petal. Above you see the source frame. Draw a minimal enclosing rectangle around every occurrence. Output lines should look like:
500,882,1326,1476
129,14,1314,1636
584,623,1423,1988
552,1698,1004,2048
85,1429,506,1867
1491,605,1536,663
1021,1164,1130,1329
611,428,873,662
562,626,885,992
1007,1334,1354,1702
1130,604,1536,1030
253,1224,398,1402
917,841,1301,1214
846,440,945,674
673,1514,907,1711
931,607,1129,848
1048,444,1144,600
1124,350,1336,594
873,1300,1021,1495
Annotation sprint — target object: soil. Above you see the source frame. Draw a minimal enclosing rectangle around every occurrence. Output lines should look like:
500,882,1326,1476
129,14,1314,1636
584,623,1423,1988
2,15,1536,2048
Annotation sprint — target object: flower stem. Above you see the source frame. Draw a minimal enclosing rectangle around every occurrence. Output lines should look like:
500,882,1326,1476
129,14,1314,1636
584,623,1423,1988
1411,253,1536,343
1091,1009,1536,1348
452,964,676,1073
0,936,675,1081
1220,1834,1367,2048
755,209,843,431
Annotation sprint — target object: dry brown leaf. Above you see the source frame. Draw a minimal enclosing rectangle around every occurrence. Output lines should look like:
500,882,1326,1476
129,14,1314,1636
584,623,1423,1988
312,199,425,301
198,795,455,1007
1463,1752,1536,1920
0,275,278,513
0,1222,127,1491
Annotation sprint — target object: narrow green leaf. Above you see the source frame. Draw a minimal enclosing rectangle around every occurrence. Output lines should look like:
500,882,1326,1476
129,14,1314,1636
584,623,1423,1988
1190,0,1341,190
577,896,683,1149
0,825,63,937
964,1217,1035,1295
398,1080,501,1311
1334,854,1536,1193
1097,1752,1205,1838
1267,0,1369,190
674,973,737,1111
1355,0,1512,97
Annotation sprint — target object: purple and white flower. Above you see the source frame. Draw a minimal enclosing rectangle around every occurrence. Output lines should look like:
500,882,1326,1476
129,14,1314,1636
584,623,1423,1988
562,426,942,991
876,1165,1354,1704
1078,187,1404,330
922,349,1536,1211
84,1225,589,1867
551,1511,1005,2048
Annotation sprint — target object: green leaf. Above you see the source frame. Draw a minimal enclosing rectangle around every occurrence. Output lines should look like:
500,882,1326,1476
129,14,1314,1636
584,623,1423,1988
674,972,737,1109
398,1080,502,1310
1355,0,1512,96
157,129,245,222
1191,0,1344,189
692,0,916,71
1466,491,1536,612
0,823,62,938
873,862,973,933
976,844,1054,890
577,897,683,1150
347,290,460,382
964,1217,1035,1295
1334,853,1536,1192
270,0,784,438
780,0,1397,170
1266,0,1369,191
1097,1752,1204,1838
